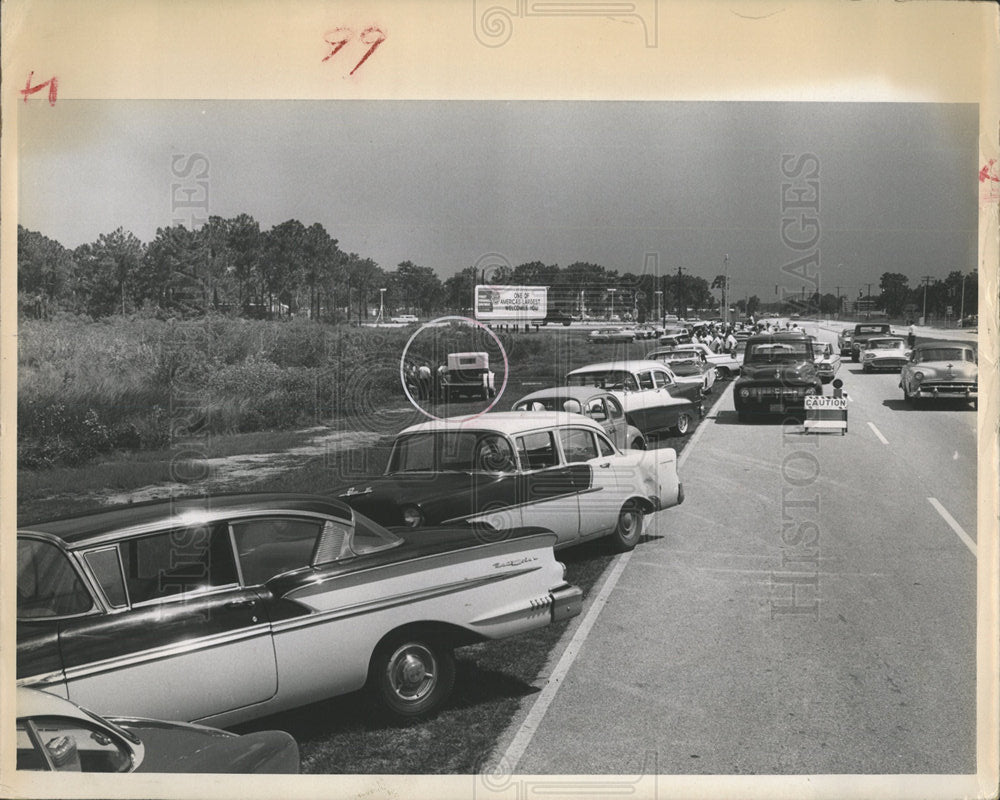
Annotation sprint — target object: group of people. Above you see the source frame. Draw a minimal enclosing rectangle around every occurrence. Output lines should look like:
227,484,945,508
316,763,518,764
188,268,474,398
403,362,436,400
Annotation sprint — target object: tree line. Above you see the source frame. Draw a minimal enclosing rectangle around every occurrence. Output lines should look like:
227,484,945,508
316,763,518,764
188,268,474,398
17,219,977,322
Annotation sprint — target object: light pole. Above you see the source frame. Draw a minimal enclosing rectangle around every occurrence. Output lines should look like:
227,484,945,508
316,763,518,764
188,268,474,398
607,288,617,320
377,287,386,324
654,290,662,327
723,254,730,325
959,272,967,324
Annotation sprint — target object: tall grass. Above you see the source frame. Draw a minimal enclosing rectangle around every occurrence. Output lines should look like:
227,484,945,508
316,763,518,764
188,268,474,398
18,315,597,469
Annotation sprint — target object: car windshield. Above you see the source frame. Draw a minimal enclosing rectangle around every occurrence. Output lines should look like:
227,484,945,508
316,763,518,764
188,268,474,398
388,431,517,473
915,347,974,363
567,370,638,391
745,341,812,363
514,396,587,413
856,326,890,334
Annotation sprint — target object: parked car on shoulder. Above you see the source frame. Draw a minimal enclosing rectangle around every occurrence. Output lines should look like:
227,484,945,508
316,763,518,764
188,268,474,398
860,337,910,372
648,342,740,379
589,327,635,343
17,494,581,724
336,412,683,552
511,387,647,450
16,688,299,774
566,360,703,436
733,332,822,420
541,309,574,326
440,351,496,401
390,314,419,324
644,348,717,394
900,340,978,408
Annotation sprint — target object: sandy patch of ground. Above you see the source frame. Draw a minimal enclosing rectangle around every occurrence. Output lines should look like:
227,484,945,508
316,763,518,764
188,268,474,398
100,428,383,505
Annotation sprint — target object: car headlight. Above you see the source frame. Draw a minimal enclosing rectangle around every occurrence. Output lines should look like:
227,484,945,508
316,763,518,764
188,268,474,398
803,386,817,395
863,353,874,360
739,388,750,398
401,505,424,527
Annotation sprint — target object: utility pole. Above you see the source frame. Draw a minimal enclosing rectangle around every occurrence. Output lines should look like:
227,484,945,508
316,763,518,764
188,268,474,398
959,273,967,323
676,265,684,317
921,276,933,324
722,254,729,325
866,283,873,320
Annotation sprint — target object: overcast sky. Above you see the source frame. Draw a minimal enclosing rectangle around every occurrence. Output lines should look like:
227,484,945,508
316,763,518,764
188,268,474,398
19,101,977,300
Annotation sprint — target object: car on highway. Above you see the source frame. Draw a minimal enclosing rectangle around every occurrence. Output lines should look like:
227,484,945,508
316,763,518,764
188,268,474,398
541,309,574,326
849,322,894,361
644,348,717,394
657,330,692,347
589,327,634,343
17,493,582,724
837,327,855,356
16,688,299,774
648,342,741,379
390,314,419,324
900,340,978,408
812,340,842,383
511,386,647,450
336,412,684,552
733,332,822,420
860,336,910,372
566,360,704,436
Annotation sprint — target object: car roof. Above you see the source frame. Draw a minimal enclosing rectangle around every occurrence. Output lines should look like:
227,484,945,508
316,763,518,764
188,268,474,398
19,493,353,546
17,687,92,721
513,386,618,404
914,340,976,350
567,360,670,374
746,332,811,342
399,411,604,437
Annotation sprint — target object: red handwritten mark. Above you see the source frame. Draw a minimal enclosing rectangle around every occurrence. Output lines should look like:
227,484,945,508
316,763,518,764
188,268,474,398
322,27,352,62
979,159,999,183
350,26,386,75
21,72,58,106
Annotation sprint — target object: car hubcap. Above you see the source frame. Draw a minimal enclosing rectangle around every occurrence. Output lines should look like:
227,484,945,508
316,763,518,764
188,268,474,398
387,645,436,701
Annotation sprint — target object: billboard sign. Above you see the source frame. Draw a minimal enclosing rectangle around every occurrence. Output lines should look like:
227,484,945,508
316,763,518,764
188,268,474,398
474,285,548,320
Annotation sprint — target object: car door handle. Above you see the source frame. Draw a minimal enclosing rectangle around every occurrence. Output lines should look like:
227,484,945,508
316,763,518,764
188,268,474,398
598,462,611,468
226,598,256,608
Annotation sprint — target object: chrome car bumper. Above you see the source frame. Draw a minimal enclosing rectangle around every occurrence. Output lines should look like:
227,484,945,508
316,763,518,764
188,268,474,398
550,583,584,623
913,383,977,399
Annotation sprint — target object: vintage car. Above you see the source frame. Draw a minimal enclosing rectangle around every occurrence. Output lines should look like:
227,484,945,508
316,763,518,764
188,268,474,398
900,340,978,408
511,387,648,450
540,309,574,326
440,351,496,401
812,340,842,382
17,493,581,724
566,360,704,435
644,348,717,394
589,327,635,343
390,314,419,324
733,332,822,420
837,327,854,356
648,341,740,379
16,688,299,773
860,336,910,372
849,322,894,361
336,412,683,552
657,330,692,347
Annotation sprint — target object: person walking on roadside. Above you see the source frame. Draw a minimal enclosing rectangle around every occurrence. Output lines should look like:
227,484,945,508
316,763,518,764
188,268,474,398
907,325,916,349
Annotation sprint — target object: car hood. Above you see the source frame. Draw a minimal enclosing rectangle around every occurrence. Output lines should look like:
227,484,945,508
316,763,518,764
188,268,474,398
114,719,299,773
336,472,509,525
739,362,819,383
910,361,977,378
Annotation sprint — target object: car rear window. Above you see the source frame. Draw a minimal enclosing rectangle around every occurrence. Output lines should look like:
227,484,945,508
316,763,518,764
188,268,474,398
516,431,558,470
17,538,94,619
915,347,974,363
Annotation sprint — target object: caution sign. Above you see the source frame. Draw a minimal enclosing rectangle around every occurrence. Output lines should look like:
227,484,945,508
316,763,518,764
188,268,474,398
803,394,848,435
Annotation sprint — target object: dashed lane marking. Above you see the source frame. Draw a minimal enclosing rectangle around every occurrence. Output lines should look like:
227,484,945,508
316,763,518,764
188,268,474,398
868,422,889,444
928,497,977,557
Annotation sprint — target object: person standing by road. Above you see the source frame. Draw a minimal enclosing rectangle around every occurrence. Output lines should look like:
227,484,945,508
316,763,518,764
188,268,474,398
417,362,432,401
908,325,916,348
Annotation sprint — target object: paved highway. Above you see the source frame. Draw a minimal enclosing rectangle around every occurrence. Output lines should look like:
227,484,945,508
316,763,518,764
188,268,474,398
493,325,977,775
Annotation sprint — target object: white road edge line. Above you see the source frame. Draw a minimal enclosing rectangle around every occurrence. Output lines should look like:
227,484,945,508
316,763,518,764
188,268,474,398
501,549,634,772
867,421,889,445
928,497,977,557
500,382,729,770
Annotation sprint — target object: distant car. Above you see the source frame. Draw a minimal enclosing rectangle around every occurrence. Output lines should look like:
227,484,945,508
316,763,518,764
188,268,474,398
566,360,704,436
440,351,496,401
812,340,842,382
17,494,581,723
900,340,978,408
633,324,659,340
391,314,419,324
644,348,717,394
733,332,822,420
541,310,574,326
961,314,978,328
337,412,683,552
849,323,893,361
648,342,741,379
511,387,648,450
590,327,634,343
860,337,910,372
837,328,855,356
16,688,299,774
657,331,692,348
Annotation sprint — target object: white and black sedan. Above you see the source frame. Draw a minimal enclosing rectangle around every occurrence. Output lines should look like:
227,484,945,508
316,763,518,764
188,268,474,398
900,340,978,408
511,386,648,450
337,412,684,552
17,494,582,725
